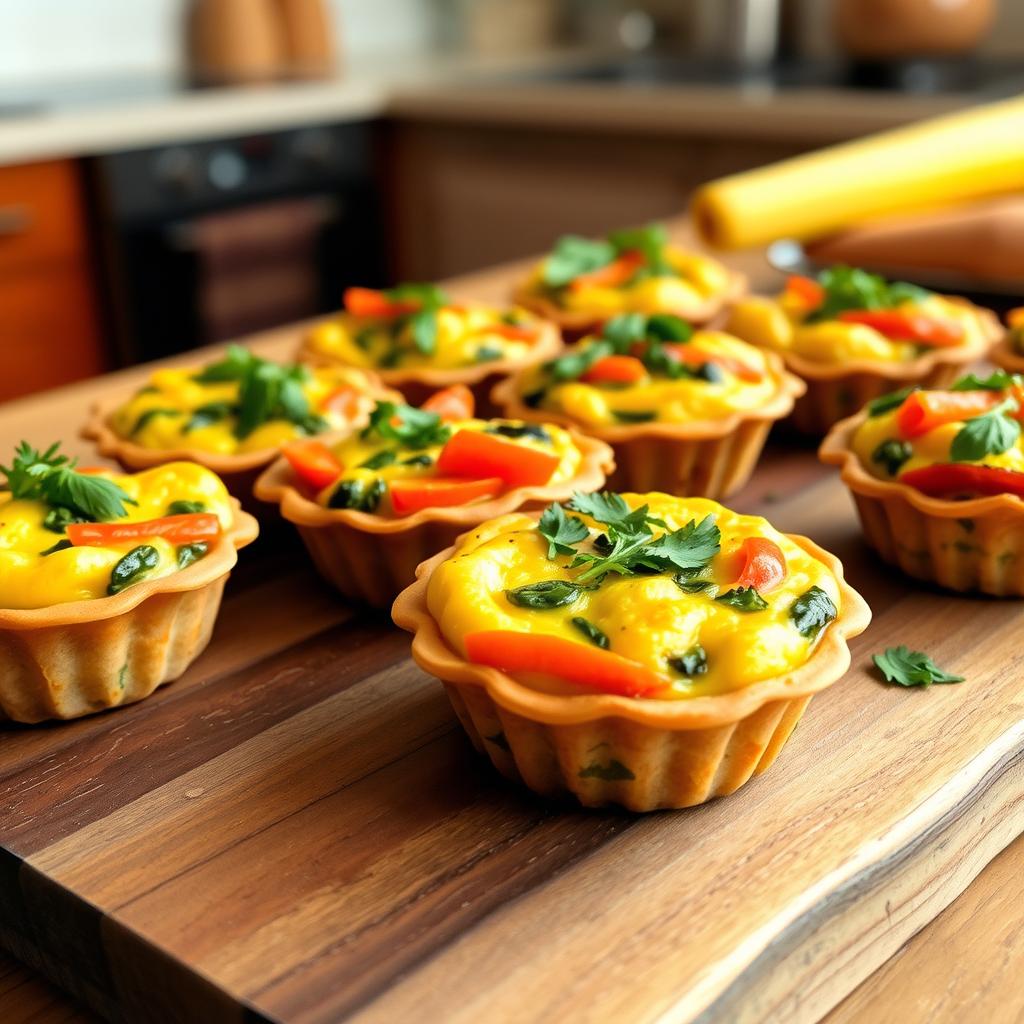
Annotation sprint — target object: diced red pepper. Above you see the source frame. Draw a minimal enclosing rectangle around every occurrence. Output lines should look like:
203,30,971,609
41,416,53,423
343,287,421,319
421,384,475,422
896,390,1000,439
581,355,648,385
785,275,824,309
838,310,965,347
734,537,787,593
568,249,645,290
436,429,560,488
389,476,503,514
484,322,538,341
283,440,343,491
899,463,1024,499
67,513,221,547
464,630,666,698
662,343,763,382
321,385,365,421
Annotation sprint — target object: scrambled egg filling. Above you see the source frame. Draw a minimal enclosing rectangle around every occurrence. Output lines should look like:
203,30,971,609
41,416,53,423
530,247,733,315
305,305,542,371
110,364,381,455
319,419,582,511
0,463,232,609
727,292,987,364
519,330,777,427
427,494,840,699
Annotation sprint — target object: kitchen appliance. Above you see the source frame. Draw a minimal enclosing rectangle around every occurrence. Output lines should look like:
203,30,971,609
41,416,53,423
88,122,385,365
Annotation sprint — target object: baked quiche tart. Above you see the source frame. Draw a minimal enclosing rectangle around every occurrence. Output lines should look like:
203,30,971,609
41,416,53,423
299,283,561,412
0,442,257,723
254,386,613,607
513,223,744,339
492,313,804,498
820,370,1024,594
83,345,398,503
393,490,869,811
727,266,1000,435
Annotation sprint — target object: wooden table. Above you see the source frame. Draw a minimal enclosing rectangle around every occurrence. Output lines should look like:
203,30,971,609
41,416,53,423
3,238,1024,1023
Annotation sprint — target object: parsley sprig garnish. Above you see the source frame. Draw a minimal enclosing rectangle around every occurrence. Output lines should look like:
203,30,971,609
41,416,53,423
536,491,721,585
950,396,1021,462
874,645,964,687
0,442,134,521
361,401,451,450
542,224,673,290
806,265,931,323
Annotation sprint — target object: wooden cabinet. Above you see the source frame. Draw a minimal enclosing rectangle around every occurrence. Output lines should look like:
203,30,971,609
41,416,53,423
0,160,106,402
383,120,806,281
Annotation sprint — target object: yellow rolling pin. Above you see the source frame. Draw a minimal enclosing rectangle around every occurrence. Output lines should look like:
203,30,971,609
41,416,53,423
691,94,1024,250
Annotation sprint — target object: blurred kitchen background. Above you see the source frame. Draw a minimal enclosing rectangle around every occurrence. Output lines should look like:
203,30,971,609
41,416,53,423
0,0,1019,400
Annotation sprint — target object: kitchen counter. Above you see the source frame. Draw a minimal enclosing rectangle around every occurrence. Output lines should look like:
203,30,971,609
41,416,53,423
0,48,980,166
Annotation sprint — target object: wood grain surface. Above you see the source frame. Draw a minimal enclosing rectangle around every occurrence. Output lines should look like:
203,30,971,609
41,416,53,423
3,239,1024,1023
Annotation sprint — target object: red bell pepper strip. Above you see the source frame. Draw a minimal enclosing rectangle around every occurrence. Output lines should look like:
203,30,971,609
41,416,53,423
283,440,343,491
734,537,787,593
899,463,1024,499
785,275,824,309
581,355,648,385
67,513,221,547
436,429,560,488
389,476,503,515
662,343,763,382
896,390,1000,439
483,322,538,341
837,310,965,347
421,384,475,422
321,385,365,421
568,249,645,290
343,287,421,319
464,630,666,698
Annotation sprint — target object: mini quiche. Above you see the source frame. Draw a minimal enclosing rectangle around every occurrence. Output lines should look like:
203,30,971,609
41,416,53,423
254,386,613,607
820,370,1024,595
513,223,745,339
392,490,869,811
990,307,1024,374
727,266,1000,435
492,312,804,498
83,345,398,505
299,283,561,413
0,442,257,723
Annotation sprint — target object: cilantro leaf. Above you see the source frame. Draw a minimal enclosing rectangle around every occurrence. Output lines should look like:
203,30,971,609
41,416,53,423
635,515,721,573
538,502,590,558
542,235,615,289
361,401,451,450
950,398,1020,462
952,370,1021,392
789,586,837,638
873,645,964,687
567,490,634,525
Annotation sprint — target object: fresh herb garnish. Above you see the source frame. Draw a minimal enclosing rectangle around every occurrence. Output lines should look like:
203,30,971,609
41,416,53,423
327,477,386,512
789,586,837,639
873,645,964,687
1,442,134,521
950,398,1021,462
108,544,160,595
184,402,233,433
667,644,708,677
359,449,398,470
867,386,918,418
131,408,180,435
176,542,208,569
951,370,1021,392
506,580,587,609
43,505,89,534
872,439,912,476
361,401,451,450
570,616,609,648
806,266,931,323
672,572,718,597
538,502,590,558
167,500,206,515
542,235,616,289
715,587,768,612
409,307,439,356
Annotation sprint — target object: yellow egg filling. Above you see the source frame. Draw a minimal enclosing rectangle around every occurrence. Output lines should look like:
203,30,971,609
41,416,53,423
0,462,233,609
110,349,383,455
517,327,778,428
427,493,841,700
305,305,544,371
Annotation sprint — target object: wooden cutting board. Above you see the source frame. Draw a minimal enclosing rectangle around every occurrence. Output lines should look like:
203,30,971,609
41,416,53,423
2,260,1024,1024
